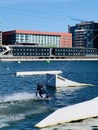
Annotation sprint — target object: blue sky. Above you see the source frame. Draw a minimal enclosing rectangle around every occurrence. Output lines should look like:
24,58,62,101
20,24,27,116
0,0,98,32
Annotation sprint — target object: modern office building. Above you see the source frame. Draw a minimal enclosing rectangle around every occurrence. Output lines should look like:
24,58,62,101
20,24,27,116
0,30,2,45
52,47,97,56
68,25,76,47
0,45,97,58
2,30,72,48
68,21,98,49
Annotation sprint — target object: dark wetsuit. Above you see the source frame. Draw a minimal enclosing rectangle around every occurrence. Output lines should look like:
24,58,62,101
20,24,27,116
36,84,48,98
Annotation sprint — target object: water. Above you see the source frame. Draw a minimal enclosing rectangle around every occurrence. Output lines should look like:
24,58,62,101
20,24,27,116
0,60,98,130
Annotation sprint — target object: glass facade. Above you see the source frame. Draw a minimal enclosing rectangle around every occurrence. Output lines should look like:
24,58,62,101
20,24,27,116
10,33,60,47
0,46,97,56
52,47,98,56
69,21,98,49
13,47,50,56
0,46,6,53
68,25,76,47
3,30,72,48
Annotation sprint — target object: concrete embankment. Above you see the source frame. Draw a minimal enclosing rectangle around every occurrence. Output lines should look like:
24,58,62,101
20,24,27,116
0,55,98,61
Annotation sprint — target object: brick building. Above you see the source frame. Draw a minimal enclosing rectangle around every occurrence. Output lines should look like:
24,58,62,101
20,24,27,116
2,30,72,48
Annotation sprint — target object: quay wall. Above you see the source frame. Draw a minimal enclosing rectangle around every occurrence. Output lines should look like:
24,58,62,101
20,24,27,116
0,55,98,61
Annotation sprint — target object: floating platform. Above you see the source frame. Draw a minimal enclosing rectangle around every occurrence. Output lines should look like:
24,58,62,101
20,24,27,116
16,70,62,76
35,96,98,128
46,74,93,87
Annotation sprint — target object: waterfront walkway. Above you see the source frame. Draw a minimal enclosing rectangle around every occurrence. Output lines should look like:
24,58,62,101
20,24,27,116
0,55,98,61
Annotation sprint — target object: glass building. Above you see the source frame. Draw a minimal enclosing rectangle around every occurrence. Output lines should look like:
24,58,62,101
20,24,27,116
68,21,98,49
2,30,72,48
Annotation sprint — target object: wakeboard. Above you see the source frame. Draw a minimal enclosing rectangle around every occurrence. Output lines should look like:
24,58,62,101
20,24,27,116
34,94,51,101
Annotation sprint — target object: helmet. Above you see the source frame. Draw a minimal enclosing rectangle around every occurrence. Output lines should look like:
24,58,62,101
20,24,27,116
37,83,43,88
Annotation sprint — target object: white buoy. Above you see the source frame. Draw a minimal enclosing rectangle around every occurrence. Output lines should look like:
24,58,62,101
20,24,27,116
18,61,21,63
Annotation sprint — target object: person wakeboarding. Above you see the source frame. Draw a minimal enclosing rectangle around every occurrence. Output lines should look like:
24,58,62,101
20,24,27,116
36,83,50,98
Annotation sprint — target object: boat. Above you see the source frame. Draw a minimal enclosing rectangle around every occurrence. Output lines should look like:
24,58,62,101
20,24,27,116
35,96,98,128
46,74,93,88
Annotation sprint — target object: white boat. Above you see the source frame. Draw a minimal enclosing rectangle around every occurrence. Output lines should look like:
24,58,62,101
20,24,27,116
46,74,93,88
35,96,98,128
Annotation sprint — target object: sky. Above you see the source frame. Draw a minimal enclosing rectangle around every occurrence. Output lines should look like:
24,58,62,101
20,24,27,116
0,0,98,32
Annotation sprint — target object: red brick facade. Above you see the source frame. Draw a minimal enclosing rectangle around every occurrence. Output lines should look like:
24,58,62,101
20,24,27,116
3,30,72,47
